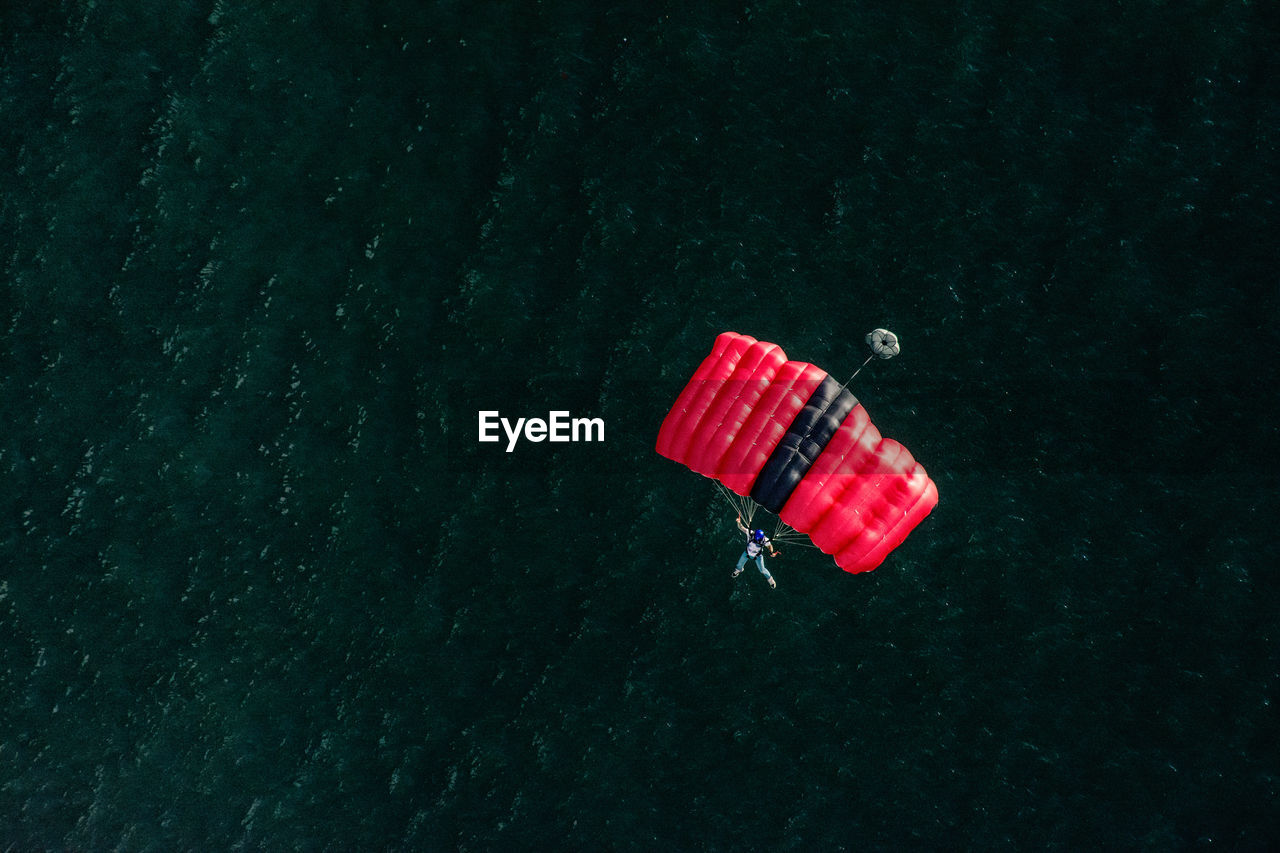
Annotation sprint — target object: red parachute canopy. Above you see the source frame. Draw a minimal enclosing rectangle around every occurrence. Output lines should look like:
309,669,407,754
656,332,937,574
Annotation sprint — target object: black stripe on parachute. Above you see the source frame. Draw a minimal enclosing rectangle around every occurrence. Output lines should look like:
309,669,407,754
749,375,859,513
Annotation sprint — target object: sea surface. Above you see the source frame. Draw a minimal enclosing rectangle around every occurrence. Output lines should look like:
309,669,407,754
2,1,1278,849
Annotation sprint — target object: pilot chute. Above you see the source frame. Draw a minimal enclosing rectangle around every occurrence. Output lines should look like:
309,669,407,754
866,328,901,359
656,332,937,574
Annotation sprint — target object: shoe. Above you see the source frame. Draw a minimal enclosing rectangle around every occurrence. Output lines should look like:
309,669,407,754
731,568,743,578
767,577,776,589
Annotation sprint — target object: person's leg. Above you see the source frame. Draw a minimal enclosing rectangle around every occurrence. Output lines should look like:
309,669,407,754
755,555,776,588
732,551,749,576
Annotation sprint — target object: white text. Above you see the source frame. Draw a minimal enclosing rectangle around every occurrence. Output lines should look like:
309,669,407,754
478,410,605,452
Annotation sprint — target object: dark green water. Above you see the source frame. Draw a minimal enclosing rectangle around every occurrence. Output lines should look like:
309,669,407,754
3,1,1278,849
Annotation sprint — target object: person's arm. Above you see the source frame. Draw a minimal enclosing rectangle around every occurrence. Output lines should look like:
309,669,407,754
735,514,749,535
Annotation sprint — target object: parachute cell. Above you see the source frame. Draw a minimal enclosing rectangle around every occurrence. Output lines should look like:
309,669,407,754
656,332,937,574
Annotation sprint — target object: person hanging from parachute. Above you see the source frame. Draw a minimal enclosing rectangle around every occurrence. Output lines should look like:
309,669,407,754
656,330,937,579
733,514,781,589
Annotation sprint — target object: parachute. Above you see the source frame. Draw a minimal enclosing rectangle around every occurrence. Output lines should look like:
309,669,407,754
656,332,937,574
866,328,901,359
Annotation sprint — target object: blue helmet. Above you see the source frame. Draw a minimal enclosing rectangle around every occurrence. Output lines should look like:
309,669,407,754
753,529,765,543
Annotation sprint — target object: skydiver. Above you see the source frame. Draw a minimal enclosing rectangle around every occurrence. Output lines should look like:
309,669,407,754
733,514,780,589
